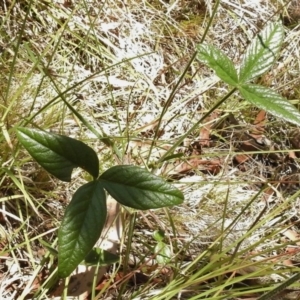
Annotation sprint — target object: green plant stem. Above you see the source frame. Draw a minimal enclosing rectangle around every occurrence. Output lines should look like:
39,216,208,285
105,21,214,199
200,0,220,44
164,207,179,273
147,0,220,165
157,87,237,164
117,212,137,300
147,52,197,164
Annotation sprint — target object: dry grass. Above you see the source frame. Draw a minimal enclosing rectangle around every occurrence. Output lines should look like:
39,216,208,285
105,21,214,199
1,0,300,299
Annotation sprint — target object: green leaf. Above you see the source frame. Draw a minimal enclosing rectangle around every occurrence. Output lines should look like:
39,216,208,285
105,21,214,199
84,248,119,266
99,165,184,210
155,241,171,264
239,84,300,126
16,127,99,182
197,43,238,86
239,21,284,83
58,181,106,278
153,229,165,242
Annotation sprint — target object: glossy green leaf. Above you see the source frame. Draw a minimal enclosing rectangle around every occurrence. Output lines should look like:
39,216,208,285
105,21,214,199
84,248,119,266
197,43,238,86
16,127,99,182
58,181,106,278
239,22,284,83
99,165,184,210
239,84,300,126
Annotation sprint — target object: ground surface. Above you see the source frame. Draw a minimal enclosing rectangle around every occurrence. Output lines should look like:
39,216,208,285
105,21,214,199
1,0,300,299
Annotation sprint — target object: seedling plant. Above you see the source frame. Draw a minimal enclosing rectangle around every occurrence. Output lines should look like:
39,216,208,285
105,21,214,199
16,127,184,278
158,21,300,165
